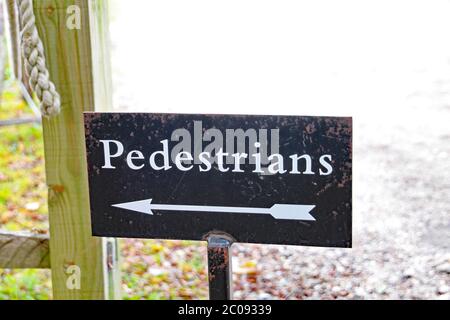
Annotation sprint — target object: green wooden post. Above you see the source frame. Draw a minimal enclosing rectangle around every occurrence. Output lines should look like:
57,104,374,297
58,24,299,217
34,0,120,299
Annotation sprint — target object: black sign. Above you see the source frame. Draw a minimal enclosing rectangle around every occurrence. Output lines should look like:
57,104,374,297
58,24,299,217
84,113,352,247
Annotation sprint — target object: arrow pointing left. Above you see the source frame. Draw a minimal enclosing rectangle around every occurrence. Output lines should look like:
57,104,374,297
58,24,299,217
111,199,316,221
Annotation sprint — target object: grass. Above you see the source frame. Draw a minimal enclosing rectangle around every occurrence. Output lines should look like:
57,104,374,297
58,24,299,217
0,269,52,300
0,81,208,300
0,81,52,299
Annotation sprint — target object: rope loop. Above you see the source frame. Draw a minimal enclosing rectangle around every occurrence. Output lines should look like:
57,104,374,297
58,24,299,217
17,0,60,116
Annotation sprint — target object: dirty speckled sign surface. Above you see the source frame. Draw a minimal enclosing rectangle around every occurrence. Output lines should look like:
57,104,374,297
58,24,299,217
84,113,352,247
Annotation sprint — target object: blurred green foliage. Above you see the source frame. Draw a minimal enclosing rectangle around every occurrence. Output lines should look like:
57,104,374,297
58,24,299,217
0,269,52,300
0,81,208,300
0,79,52,300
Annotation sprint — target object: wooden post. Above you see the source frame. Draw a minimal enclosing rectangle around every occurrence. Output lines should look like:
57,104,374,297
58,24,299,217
0,231,50,269
33,0,120,299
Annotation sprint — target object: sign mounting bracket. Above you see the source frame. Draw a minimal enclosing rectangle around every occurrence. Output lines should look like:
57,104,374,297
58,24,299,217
207,235,233,300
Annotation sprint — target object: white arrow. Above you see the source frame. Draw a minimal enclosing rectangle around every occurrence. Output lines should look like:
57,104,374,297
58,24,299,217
111,199,316,221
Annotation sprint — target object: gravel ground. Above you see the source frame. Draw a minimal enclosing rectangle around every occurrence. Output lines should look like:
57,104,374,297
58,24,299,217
232,74,450,300
109,1,450,300
118,72,450,300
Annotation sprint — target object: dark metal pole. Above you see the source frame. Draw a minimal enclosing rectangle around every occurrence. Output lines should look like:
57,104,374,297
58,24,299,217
207,235,233,300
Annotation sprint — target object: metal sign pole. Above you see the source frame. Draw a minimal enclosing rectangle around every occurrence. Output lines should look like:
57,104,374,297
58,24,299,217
207,235,233,300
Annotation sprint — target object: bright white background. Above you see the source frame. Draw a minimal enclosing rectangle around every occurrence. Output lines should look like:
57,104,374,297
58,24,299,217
107,1,450,299
110,0,450,121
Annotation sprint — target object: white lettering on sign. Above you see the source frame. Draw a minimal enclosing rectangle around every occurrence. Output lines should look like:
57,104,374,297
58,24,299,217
97,121,334,175
99,138,333,176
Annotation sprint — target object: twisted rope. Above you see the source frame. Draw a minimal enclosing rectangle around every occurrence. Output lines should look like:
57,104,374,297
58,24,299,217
17,0,60,116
